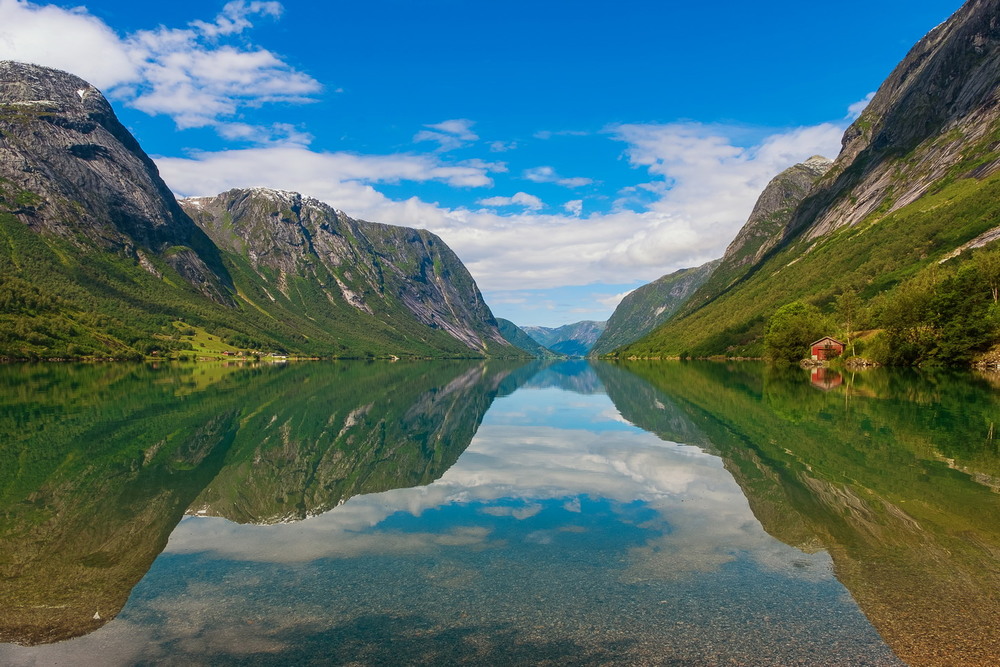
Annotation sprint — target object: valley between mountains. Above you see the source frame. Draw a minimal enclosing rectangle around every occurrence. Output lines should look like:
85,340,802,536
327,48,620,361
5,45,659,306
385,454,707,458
3,0,1000,365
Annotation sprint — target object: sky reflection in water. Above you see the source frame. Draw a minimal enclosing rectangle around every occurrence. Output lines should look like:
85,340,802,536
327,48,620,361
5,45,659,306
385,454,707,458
0,362,904,665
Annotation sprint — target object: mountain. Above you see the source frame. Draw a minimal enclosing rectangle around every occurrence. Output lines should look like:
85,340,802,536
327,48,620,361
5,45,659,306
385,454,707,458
618,0,1000,360
521,320,606,356
496,318,560,357
591,259,720,355
181,188,511,356
0,61,511,360
677,157,833,315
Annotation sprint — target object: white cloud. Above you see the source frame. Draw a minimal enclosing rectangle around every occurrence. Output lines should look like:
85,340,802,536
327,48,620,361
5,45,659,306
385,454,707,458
156,117,846,294
597,289,634,309
523,165,594,188
0,0,137,88
478,192,544,211
563,199,583,216
190,1,283,38
414,118,479,151
158,146,495,214
0,0,319,142
847,92,876,120
489,140,517,152
215,122,313,146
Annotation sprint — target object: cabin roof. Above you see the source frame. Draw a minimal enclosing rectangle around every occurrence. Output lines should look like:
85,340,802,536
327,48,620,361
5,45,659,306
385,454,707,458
810,336,845,347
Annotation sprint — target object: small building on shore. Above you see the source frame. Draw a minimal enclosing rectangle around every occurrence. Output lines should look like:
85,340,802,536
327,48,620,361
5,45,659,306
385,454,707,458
810,337,845,361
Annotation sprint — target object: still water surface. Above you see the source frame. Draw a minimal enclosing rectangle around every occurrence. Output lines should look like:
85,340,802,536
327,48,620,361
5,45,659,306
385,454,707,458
1,360,998,665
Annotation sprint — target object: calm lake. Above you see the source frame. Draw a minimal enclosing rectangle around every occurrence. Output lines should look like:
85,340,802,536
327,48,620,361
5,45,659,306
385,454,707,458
1,360,998,665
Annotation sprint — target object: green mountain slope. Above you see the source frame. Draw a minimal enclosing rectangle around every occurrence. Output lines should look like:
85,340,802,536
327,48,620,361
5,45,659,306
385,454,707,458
591,259,719,355
0,62,511,360
182,188,512,357
617,0,1000,361
496,318,560,357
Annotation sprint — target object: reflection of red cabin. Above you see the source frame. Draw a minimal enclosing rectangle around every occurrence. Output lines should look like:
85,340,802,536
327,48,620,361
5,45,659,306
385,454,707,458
810,367,843,391
810,336,844,361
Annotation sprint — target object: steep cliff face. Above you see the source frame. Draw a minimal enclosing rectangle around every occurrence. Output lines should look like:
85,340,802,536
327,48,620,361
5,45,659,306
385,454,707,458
791,0,1000,241
0,61,232,304
679,157,832,313
0,62,510,359
181,188,511,355
591,259,719,356
618,0,1000,358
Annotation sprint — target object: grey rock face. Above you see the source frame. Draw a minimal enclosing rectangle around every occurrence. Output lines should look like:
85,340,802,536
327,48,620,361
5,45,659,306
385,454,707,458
181,188,511,353
791,0,1000,240
0,61,233,304
723,156,833,269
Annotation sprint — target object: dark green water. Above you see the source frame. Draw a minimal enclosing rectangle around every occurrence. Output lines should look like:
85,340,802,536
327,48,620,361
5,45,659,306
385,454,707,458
0,360,997,665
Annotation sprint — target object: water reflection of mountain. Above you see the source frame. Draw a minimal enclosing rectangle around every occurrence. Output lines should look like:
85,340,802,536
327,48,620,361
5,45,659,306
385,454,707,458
522,359,605,394
0,360,527,646
600,360,1000,667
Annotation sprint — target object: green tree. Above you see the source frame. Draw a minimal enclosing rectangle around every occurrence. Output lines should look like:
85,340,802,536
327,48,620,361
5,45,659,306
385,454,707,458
835,288,863,356
764,302,828,363
971,246,1000,304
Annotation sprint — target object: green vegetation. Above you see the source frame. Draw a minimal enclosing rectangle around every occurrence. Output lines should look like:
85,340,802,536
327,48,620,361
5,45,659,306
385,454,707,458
0,209,493,361
591,261,718,355
763,302,828,362
865,247,1000,365
614,170,1000,363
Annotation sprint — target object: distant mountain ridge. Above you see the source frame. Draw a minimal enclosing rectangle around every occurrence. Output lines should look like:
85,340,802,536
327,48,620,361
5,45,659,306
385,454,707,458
0,61,512,359
522,320,606,356
496,318,560,357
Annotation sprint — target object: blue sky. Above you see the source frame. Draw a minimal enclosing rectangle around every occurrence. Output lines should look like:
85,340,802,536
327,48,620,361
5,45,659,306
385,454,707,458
0,0,962,326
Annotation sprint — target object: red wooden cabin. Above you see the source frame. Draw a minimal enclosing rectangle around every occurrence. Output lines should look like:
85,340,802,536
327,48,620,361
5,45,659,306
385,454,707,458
810,336,845,361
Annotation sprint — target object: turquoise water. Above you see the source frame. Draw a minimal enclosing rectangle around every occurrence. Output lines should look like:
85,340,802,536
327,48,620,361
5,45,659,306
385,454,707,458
2,360,998,664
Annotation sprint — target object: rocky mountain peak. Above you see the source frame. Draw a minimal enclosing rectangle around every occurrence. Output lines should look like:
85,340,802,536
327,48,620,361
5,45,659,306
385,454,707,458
0,60,108,115
0,61,233,303
181,188,511,354
801,155,834,174
723,156,834,267
792,0,1000,240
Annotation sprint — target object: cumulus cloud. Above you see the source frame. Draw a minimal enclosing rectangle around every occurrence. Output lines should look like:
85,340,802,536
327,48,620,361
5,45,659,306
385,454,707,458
563,199,583,216
0,0,319,141
489,140,517,152
414,118,479,151
596,289,634,309
0,0,137,88
157,146,497,215
523,165,594,188
478,192,544,211
190,1,283,38
156,117,846,293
